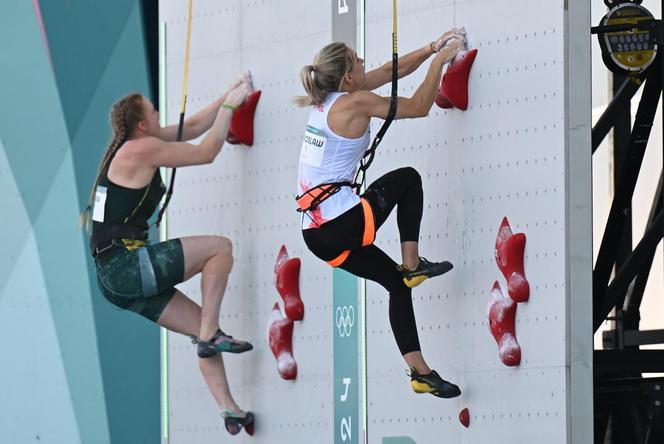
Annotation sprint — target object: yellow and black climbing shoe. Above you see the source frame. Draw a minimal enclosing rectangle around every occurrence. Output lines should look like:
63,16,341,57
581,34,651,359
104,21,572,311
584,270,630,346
409,368,461,398
399,257,453,288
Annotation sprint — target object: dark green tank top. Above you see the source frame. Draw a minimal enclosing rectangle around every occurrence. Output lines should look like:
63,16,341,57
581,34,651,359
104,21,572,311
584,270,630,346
91,168,166,237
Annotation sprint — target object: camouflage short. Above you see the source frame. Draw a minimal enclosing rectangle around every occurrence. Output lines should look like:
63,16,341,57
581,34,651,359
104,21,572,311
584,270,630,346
95,239,184,322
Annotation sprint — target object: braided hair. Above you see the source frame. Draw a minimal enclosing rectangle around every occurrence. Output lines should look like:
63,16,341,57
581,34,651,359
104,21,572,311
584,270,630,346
79,93,145,230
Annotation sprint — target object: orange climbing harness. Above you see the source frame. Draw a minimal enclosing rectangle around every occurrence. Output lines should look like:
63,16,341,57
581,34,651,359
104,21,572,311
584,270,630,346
325,198,375,267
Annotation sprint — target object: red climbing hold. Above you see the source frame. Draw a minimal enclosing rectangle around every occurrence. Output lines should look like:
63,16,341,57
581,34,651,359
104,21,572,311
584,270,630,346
495,217,530,303
436,48,478,111
487,281,521,367
459,408,470,428
274,245,304,321
267,302,297,380
244,418,254,436
226,90,261,146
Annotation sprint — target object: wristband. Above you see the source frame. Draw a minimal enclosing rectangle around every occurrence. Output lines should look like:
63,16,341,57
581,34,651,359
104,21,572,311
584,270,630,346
221,103,237,112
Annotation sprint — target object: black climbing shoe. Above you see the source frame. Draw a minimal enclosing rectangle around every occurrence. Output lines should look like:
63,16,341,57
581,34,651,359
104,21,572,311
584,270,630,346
409,368,461,398
196,329,253,358
399,257,453,288
222,409,255,436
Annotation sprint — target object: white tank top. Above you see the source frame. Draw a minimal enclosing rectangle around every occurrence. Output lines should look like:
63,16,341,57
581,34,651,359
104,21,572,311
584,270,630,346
297,92,371,229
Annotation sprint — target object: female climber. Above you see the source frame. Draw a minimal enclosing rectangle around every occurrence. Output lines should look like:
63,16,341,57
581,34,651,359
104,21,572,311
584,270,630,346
295,30,466,398
80,75,255,435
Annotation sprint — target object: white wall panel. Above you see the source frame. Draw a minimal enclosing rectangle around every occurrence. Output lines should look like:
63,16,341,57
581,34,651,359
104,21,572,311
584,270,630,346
363,0,587,442
160,1,333,443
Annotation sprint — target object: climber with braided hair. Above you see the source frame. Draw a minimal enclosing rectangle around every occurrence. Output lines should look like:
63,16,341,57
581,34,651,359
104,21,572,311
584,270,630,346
80,75,255,433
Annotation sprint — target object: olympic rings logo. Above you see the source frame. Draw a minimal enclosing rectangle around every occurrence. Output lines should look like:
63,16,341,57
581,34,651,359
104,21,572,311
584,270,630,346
335,305,355,338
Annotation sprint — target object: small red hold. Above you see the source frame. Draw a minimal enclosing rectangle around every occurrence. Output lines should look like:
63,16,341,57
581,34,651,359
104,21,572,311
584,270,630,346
488,281,521,367
244,418,254,436
274,245,305,321
459,408,470,428
495,217,530,303
267,302,297,380
436,48,478,111
226,90,261,146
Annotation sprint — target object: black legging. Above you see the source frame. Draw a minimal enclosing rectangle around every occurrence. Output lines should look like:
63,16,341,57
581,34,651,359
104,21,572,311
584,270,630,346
302,167,424,355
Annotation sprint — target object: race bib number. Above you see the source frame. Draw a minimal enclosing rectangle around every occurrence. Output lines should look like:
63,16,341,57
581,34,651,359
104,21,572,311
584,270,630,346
92,185,107,223
300,125,327,167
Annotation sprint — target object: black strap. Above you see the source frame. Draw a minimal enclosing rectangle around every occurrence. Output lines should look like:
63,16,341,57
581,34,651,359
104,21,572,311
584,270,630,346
155,109,186,227
90,223,147,255
354,47,399,191
296,181,353,213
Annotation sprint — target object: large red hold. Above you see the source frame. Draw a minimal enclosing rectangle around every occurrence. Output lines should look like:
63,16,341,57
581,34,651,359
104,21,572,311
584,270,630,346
495,217,530,303
487,281,521,367
435,48,478,111
274,245,305,321
267,302,297,380
226,90,261,146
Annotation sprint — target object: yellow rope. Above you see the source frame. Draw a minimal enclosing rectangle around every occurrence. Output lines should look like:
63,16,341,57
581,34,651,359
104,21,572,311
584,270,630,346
157,0,193,227
392,0,398,53
180,0,193,114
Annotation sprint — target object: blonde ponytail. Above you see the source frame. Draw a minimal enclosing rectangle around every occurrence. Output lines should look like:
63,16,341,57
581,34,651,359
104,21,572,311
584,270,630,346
294,42,355,107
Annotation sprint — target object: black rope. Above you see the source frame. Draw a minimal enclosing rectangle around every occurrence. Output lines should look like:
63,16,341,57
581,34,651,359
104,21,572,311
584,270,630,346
354,35,399,191
155,112,185,226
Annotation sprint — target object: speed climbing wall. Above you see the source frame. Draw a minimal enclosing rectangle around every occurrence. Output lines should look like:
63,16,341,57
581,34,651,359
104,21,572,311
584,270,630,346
159,1,335,442
159,1,592,443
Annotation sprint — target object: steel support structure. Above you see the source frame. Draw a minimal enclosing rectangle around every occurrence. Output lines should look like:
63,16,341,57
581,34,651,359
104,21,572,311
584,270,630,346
591,4,664,442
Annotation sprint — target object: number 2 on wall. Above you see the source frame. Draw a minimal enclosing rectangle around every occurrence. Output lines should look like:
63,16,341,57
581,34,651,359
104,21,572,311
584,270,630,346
341,416,352,441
